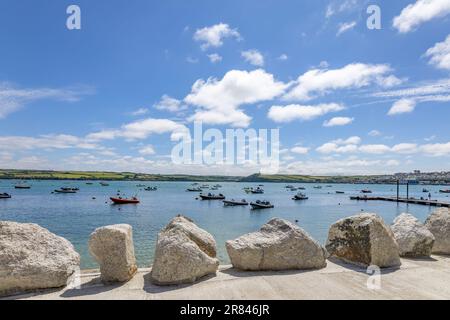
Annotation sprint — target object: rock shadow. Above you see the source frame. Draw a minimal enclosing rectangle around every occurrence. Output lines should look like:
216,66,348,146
142,271,218,294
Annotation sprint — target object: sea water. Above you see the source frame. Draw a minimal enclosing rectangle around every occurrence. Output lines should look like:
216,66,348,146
0,180,448,269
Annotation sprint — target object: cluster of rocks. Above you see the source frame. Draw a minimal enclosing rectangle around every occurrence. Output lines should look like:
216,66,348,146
1,208,449,296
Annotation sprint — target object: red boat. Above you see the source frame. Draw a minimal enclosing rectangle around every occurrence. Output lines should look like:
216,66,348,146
110,197,140,204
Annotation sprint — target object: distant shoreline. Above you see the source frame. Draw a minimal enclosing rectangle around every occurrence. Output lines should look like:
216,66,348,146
0,169,449,185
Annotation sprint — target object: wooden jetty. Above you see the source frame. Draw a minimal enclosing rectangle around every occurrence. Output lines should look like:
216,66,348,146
350,195,450,208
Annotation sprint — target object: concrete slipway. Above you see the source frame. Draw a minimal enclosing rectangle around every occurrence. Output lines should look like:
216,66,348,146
3,255,450,300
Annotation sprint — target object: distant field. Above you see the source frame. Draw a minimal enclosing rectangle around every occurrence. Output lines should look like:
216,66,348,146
0,169,387,183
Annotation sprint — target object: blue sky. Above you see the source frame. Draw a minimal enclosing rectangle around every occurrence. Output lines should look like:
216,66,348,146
1,0,450,175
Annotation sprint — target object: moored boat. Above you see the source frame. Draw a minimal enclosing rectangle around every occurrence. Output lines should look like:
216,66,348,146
336,191,345,194
144,186,157,191
361,189,372,194
250,200,274,210
199,193,225,200
251,187,264,194
15,183,31,189
110,197,140,204
292,192,308,200
223,199,248,206
186,187,202,192
422,188,430,193
54,188,77,194
439,189,450,193
100,182,110,186
0,193,11,199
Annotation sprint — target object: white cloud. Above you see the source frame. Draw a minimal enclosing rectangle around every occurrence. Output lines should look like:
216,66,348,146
207,53,223,63
420,142,450,156
278,54,288,61
391,143,419,154
185,69,287,127
241,50,265,67
154,95,186,113
388,98,416,115
316,136,361,154
138,145,156,155
337,21,357,36
131,108,149,116
87,118,188,142
284,63,402,101
425,34,450,71
0,134,99,151
186,57,199,64
358,144,391,154
268,103,345,123
193,23,241,50
290,146,309,154
323,116,354,127
0,82,92,118
393,0,450,33
368,130,381,137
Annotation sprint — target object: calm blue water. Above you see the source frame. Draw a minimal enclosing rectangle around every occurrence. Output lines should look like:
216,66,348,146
0,180,448,269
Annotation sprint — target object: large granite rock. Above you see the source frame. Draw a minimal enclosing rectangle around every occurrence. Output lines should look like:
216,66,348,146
89,224,137,283
391,213,435,257
0,221,80,297
150,215,219,285
425,208,450,255
226,218,327,271
326,213,401,268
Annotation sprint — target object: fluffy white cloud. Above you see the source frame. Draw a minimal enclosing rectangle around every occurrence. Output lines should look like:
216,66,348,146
391,143,419,154
138,145,156,155
87,118,188,141
0,134,99,151
337,21,357,36
290,146,309,154
358,144,391,154
420,142,450,156
316,136,361,154
154,95,186,112
241,50,265,67
193,23,241,50
393,0,450,33
185,69,287,127
388,98,416,115
368,130,381,137
278,54,288,61
268,103,345,123
0,82,92,118
131,108,149,116
284,63,402,101
425,34,450,71
323,116,354,127
207,53,223,63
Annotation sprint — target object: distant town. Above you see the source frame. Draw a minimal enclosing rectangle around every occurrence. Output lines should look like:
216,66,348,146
0,169,449,185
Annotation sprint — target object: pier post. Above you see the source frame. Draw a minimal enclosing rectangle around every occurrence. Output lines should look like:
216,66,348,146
397,180,399,201
407,182,409,199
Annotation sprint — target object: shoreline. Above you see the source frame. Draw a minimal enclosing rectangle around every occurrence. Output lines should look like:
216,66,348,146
5,256,450,300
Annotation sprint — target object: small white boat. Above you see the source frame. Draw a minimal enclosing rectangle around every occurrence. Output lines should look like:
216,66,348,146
292,192,308,200
0,193,11,199
223,199,248,206
251,187,264,194
186,187,202,192
199,193,225,200
250,200,274,210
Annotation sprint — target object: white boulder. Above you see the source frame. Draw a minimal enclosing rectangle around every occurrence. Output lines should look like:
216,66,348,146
89,224,137,283
425,208,450,255
226,218,327,271
326,213,401,268
0,221,80,297
150,216,219,285
391,213,435,257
